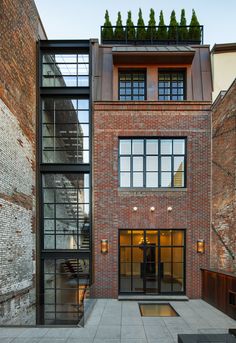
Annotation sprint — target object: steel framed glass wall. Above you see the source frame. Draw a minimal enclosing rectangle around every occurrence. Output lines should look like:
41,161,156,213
38,41,92,325
119,229,185,294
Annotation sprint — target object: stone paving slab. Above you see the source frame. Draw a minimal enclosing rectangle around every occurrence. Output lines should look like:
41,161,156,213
0,299,236,343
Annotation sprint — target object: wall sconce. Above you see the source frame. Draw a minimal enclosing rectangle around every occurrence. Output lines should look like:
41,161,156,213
150,206,155,212
101,239,108,254
197,239,205,254
167,206,173,212
133,206,138,212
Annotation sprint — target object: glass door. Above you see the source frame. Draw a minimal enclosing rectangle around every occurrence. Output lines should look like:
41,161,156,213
119,229,185,294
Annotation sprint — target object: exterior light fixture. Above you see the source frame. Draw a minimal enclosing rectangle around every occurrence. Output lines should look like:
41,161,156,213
167,206,173,212
197,239,205,254
150,206,155,212
133,206,138,212
101,239,108,254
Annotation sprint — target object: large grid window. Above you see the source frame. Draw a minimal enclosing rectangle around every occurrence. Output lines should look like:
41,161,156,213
43,173,90,250
158,70,185,101
42,54,89,87
42,98,89,164
119,70,146,100
119,138,186,188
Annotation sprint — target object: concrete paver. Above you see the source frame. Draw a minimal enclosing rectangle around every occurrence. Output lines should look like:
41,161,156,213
0,299,235,343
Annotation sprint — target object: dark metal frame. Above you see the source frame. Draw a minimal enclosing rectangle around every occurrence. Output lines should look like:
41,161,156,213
37,40,93,325
118,229,186,295
118,69,147,101
158,69,186,101
118,137,187,188
101,25,204,45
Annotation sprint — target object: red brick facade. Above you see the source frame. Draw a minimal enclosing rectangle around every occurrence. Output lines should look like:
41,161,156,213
211,80,236,272
92,101,211,299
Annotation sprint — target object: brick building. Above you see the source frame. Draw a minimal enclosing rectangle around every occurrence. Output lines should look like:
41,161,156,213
1,0,234,327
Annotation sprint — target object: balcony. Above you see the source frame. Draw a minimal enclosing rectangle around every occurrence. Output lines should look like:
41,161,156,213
101,25,204,45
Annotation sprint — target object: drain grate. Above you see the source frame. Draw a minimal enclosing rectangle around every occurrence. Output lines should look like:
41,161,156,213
139,303,179,317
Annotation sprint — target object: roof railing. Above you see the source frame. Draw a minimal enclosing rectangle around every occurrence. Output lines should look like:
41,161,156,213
101,25,204,45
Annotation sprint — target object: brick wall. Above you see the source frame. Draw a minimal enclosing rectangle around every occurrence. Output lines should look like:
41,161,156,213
0,0,46,324
211,80,236,272
92,101,211,299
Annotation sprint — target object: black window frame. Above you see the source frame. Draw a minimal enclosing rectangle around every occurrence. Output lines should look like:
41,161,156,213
118,138,187,189
118,69,147,101
158,69,186,101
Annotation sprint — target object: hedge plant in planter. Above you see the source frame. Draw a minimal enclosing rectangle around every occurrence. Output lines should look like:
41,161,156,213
189,9,201,43
114,12,125,40
102,10,113,41
146,8,156,40
126,10,135,41
168,10,179,42
179,9,188,42
156,10,168,41
136,8,146,40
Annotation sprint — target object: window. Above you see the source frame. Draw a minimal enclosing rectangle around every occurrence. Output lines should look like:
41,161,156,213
119,70,146,100
158,70,185,101
42,54,89,87
42,98,89,164
43,173,90,250
119,138,186,188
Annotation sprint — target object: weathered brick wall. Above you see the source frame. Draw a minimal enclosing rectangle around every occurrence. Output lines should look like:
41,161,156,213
92,101,211,299
0,0,46,324
211,80,236,272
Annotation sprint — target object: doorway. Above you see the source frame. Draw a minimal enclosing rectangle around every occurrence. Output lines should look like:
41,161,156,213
119,229,185,294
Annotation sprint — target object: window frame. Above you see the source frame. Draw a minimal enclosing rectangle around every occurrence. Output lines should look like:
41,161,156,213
118,69,147,101
118,138,187,189
158,69,186,101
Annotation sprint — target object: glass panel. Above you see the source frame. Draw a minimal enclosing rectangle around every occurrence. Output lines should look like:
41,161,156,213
173,248,184,262
146,230,158,245
161,265,172,292
132,140,144,155
120,276,131,292
132,263,142,292
146,172,158,187
120,247,131,262
133,157,143,171
120,172,130,187
172,231,184,246
161,140,172,154
133,172,143,187
146,156,158,171
132,247,143,262
132,230,144,245
120,157,131,172
120,140,131,155
173,139,185,154
161,172,172,187
160,231,172,246
174,156,184,171
161,248,171,262
161,157,171,171
120,230,132,245
174,172,184,187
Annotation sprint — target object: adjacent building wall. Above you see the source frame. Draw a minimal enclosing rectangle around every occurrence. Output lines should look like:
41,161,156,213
211,79,236,272
0,0,46,324
211,44,236,101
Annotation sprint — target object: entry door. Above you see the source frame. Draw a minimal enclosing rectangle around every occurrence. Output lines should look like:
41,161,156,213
119,229,185,294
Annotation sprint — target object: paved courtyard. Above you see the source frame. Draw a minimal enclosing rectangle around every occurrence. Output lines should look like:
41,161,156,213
0,299,236,343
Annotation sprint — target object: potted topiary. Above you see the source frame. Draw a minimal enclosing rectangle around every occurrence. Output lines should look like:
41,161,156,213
101,10,113,42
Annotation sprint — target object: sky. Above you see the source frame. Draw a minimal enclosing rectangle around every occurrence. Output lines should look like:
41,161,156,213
35,0,236,47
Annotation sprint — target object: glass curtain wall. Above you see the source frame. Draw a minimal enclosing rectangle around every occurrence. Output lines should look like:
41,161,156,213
39,44,91,325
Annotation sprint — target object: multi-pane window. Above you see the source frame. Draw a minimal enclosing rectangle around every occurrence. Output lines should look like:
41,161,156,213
43,173,90,250
42,54,89,87
158,70,185,101
119,138,186,188
44,258,89,325
42,98,89,163
119,70,146,100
